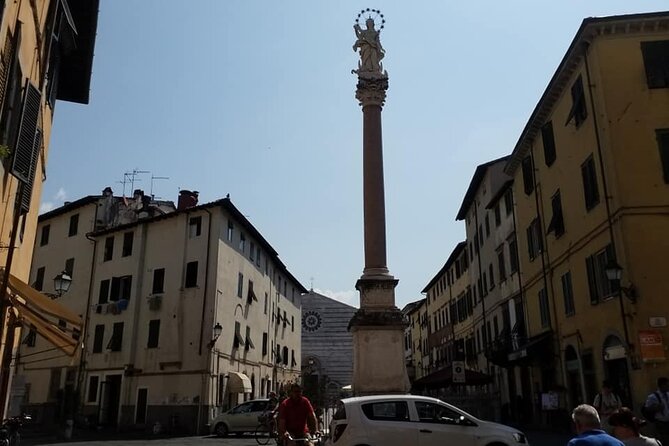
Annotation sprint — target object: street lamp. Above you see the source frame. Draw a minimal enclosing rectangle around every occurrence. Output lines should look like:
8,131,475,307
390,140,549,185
208,322,223,348
52,271,72,297
605,260,637,302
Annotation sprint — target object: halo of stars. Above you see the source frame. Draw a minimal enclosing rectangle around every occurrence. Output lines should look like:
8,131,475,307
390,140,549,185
355,8,385,31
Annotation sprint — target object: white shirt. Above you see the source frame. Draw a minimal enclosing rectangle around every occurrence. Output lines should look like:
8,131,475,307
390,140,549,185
645,391,669,422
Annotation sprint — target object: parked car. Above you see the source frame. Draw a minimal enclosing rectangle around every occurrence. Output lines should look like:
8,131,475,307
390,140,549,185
326,394,529,446
211,399,271,436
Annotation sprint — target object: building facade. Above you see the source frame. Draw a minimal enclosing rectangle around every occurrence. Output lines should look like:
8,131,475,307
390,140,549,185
0,0,98,415
504,11,669,422
16,190,306,433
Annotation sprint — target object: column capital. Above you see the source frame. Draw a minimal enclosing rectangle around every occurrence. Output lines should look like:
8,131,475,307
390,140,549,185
355,74,389,107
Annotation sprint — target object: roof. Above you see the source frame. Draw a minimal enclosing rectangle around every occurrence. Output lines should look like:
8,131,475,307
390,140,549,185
505,11,669,175
57,0,100,104
402,298,425,316
38,195,100,222
92,197,308,294
485,179,514,210
455,156,510,221
303,289,357,310
420,242,466,293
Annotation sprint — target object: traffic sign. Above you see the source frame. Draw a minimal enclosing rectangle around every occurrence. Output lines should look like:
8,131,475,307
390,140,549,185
452,361,465,383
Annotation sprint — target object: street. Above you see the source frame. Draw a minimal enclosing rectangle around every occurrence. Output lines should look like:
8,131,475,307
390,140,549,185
30,430,572,446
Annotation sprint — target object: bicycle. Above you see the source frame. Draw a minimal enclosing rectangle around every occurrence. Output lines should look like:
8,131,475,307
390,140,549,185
255,411,279,445
283,432,323,446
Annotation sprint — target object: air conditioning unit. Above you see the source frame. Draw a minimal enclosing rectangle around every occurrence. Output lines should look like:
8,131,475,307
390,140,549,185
149,295,162,310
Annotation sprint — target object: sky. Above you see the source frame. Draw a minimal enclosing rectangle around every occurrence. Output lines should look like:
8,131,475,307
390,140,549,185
42,1,668,308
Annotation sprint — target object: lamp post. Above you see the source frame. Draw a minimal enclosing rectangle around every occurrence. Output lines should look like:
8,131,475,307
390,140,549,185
605,260,637,302
52,271,72,297
207,323,222,349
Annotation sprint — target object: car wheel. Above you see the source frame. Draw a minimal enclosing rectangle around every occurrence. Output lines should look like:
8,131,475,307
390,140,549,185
215,422,229,437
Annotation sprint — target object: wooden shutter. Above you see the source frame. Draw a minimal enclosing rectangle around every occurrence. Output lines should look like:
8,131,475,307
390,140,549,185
585,254,599,304
18,128,41,213
0,31,14,118
11,81,41,184
521,156,534,195
656,129,669,183
541,121,556,166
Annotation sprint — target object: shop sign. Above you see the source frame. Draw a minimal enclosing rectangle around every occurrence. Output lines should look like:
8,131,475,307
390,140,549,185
639,330,666,363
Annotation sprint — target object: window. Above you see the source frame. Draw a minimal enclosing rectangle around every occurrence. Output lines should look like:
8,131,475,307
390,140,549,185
256,245,261,267
262,332,268,356
482,272,488,296
488,264,494,290
655,129,669,183
566,75,587,127
87,376,99,403
147,320,160,348
547,190,565,237
34,267,45,291
107,322,123,351
245,326,254,350
120,275,132,300
641,40,669,89
494,204,501,227
64,258,74,277
40,225,50,246
508,236,519,273
478,225,484,243
291,350,296,367
581,156,600,211
521,155,534,195
415,401,473,425
264,293,268,314
152,268,165,294
185,261,198,288
227,220,233,241
122,232,133,257
484,215,490,237
360,401,407,422
504,189,513,215
233,321,244,349
539,288,550,328
586,244,617,304
92,325,104,353
291,316,295,332
526,218,543,260
497,248,506,282
237,273,243,298
250,241,255,262
189,216,202,238
68,214,79,237
247,280,257,304
541,121,556,166
24,326,36,347
98,279,110,304
239,233,246,252
282,346,289,365
103,236,114,261
561,272,575,316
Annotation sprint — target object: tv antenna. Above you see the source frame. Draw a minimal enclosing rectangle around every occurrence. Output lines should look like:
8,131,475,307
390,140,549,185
150,175,170,199
117,169,149,196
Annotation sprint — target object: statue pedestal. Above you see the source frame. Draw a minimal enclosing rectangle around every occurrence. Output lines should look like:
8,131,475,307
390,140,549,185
349,278,410,395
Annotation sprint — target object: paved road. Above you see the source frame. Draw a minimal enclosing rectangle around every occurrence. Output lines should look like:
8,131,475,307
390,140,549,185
33,430,572,446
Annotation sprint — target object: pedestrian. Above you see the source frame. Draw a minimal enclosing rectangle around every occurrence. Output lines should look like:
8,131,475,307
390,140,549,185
567,404,624,446
642,378,669,445
595,381,623,432
608,407,662,445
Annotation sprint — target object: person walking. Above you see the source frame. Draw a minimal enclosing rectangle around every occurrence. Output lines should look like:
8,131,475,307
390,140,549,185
567,404,624,446
642,378,669,445
608,407,662,445
595,381,623,433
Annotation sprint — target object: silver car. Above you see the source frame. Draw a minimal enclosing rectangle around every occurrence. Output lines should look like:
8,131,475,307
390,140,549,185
327,394,529,446
211,398,271,437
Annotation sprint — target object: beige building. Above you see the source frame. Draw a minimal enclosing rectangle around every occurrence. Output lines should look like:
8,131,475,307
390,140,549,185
16,189,306,433
0,0,98,415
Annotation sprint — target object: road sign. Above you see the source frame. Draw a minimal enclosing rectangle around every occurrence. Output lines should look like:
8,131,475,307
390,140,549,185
452,361,465,383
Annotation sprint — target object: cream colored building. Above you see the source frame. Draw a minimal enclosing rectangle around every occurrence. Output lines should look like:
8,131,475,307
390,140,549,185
16,189,306,433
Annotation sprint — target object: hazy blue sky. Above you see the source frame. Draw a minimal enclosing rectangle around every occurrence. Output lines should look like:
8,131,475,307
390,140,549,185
44,1,668,308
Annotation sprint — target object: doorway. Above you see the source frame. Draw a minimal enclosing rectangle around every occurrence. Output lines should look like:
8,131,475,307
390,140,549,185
603,336,631,407
565,346,584,408
99,375,122,426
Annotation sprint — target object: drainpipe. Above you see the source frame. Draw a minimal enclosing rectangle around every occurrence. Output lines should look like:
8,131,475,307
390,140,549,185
583,42,633,406
196,208,213,435
74,203,100,420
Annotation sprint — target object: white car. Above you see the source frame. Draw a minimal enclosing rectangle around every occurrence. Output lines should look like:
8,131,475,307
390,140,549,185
210,398,271,436
327,394,529,446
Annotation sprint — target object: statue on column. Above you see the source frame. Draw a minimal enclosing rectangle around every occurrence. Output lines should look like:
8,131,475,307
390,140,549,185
352,10,386,78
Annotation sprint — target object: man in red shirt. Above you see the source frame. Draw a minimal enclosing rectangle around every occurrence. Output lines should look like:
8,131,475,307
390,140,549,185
278,383,318,446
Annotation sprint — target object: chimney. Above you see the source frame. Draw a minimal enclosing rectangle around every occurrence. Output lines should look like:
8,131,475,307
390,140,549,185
177,190,199,210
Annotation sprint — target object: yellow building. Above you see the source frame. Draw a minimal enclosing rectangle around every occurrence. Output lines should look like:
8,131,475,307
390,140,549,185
504,11,669,420
0,0,98,415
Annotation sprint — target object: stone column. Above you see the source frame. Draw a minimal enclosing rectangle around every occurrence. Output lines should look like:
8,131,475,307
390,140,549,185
349,47,409,396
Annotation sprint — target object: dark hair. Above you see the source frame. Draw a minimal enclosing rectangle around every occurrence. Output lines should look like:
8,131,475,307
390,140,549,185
290,383,302,391
602,380,613,389
658,377,669,388
608,408,646,435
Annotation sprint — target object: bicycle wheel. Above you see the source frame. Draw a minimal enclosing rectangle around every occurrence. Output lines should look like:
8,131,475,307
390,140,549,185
255,423,271,445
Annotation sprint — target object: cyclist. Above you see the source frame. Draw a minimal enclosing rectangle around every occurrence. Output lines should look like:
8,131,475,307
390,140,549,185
277,383,318,446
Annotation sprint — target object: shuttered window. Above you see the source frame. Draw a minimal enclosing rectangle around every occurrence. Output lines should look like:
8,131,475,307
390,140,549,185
521,155,534,195
147,320,160,348
581,156,600,211
11,81,41,184
641,40,669,89
547,190,565,237
585,244,617,304
566,76,588,127
541,121,556,166
655,129,669,184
